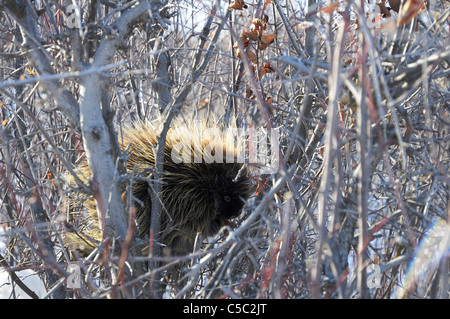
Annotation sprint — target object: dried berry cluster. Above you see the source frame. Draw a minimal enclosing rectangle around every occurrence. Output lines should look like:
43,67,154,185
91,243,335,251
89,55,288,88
229,0,277,107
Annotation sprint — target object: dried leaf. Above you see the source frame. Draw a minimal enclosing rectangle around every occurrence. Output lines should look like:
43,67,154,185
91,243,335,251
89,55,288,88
317,145,325,156
259,42,271,51
252,65,261,81
257,63,275,79
245,88,254,99
229,0,248,10
236,48,244,60
377,2,391,18
399,0,425,25
47,172,54,185
198,99,209,110
321,2,340,14
263,62,275,73
234,38,250,49
243,29,261,41
255,178,269,195
261,33,276,44
236,49,258,63
258,67,266,78
252,18,267,31
388,0,401,12
247,50,258,63
343,59,355,67
259,34,276,50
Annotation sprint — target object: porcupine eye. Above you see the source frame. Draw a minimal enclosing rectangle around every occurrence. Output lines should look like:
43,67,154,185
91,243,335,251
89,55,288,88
218,188,245,220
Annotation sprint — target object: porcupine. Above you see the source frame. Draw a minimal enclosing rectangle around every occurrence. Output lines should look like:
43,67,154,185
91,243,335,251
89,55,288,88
64,120,253,257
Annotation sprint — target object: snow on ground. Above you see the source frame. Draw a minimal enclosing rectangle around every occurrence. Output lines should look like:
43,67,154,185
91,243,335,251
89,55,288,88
0,268,47,299
0,228,47,299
